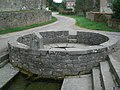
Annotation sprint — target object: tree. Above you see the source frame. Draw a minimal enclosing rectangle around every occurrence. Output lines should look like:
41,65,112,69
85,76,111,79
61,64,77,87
46,0,53,9
112,0,120,19
59,0,66,10
75,0,99,16
46,0,61,11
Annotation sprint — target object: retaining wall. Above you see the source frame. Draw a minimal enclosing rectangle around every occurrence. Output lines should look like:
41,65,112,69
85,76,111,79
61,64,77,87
86,12,112,23
0,10,51,30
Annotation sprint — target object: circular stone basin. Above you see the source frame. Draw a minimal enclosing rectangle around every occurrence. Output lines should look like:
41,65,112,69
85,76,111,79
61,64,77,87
8,31,119,79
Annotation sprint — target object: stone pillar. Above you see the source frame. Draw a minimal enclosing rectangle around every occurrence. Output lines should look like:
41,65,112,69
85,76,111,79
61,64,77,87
100,0,112,13
30,33,44,50
100,0,108,12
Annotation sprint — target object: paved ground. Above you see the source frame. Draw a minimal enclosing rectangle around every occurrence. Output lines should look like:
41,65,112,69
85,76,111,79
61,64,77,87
0,12,120,54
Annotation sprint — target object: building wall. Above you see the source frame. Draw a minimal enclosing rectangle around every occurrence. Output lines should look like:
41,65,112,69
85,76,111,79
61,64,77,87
0,10,51,30
66,0,76,9
0,0,22,11
66,1,75,9
0,0,46,11
41,0,46,9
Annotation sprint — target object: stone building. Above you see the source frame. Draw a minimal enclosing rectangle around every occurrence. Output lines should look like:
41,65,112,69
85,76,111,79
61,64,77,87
100,0,113,13
66,0,76,9
0,0,47,11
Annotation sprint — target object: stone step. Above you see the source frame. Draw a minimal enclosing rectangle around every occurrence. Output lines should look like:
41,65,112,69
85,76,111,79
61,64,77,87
100,61,116,90
0,63,19,89
0,59,9,68
61,74,92,90
109,54,120,86
92,68,102,90
69,39,77,43
0,52,9,63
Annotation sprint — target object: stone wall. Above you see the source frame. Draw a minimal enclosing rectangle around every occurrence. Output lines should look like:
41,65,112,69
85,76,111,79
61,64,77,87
8,31,119,79
0,10,51,30
86,12,112,23
77,32,109,45
0,0,22,11
108,19,120,29
0,0,46,11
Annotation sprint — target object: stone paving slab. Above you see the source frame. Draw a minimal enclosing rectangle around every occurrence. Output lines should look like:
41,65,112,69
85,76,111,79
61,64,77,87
100,61,116,90
0,63,19,89
109,54,120,86
92,68,102,90
61,74,92,90
111,50,120,62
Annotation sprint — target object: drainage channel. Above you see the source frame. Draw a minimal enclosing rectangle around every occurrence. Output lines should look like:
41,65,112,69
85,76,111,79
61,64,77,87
2,73,62,90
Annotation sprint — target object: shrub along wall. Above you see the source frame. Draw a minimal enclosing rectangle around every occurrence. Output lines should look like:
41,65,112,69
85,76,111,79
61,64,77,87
0,10,52,30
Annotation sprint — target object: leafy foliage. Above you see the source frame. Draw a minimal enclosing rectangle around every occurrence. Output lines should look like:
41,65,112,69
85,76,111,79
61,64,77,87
112,0,120,19
75,0,100,16
47,0,61,11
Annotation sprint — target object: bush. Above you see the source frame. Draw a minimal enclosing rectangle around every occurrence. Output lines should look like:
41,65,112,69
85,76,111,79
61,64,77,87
112,0,120,19
59,9,75,15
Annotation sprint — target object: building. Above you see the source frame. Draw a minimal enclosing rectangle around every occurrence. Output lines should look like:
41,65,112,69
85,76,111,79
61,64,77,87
66,0,76,10
100,0,113,13
0,0,46,11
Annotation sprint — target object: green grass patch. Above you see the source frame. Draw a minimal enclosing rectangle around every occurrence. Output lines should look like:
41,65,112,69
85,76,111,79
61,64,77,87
0,16,57,35
66,15,120,32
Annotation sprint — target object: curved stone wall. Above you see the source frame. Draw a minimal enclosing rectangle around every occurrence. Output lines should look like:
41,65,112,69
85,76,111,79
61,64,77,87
8,31,119,79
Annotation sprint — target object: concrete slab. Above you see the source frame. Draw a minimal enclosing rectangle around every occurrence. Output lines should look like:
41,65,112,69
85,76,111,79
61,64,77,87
0,63,19,89
61,74,92,90
92,68,102,90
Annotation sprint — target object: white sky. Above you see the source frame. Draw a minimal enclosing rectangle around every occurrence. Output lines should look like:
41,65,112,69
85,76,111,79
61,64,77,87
53,0,62,3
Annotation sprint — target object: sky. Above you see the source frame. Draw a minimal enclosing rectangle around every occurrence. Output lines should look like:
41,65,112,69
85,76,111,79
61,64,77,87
53,0,62,3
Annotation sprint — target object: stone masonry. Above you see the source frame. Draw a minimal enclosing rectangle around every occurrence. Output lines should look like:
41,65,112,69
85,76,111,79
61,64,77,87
0,10,51,30
8,31,119,79
0,0,47,11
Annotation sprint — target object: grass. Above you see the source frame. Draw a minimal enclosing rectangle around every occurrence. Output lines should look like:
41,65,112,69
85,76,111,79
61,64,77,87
65,15,120,32
0,16,57,35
